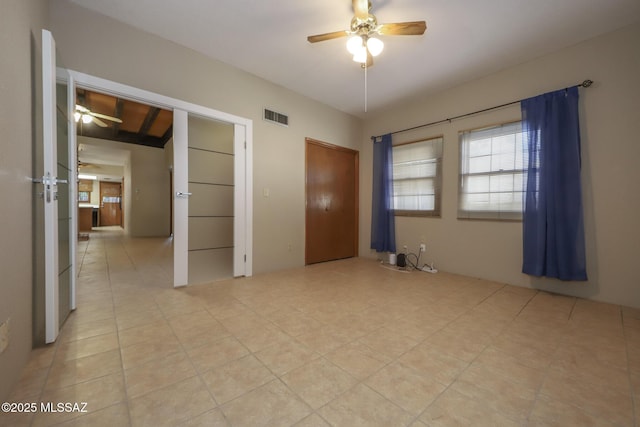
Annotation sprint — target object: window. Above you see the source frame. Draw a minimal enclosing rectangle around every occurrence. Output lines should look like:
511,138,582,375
458,121,527,220
392,136,443,217
78,191,90,202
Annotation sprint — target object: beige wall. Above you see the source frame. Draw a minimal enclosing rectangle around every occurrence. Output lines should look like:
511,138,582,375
128,143,171,237
361,23,640,308
49,0,362,274
79,136,171,237
0,0,48,401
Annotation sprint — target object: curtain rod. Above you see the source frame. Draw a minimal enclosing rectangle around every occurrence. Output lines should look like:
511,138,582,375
371,79,593,141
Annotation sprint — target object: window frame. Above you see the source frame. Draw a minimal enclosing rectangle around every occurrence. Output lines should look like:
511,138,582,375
78,191,90,202
458,120,526,221
392,135,443,218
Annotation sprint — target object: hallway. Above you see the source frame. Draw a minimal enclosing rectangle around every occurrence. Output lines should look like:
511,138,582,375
2,228,639,426
77,227,174,290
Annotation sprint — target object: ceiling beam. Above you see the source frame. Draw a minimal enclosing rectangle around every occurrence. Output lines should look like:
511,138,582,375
112,98,124,139
75,88,173,150
78,124,165,149
138,107,160,137
76,89,87,108
161,125,173,146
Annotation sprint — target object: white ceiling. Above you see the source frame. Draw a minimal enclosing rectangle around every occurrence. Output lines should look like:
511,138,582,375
68,0,640,117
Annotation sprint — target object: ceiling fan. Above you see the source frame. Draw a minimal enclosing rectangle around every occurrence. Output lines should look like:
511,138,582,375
307,0,427,67
74,104,123,128
77,160,100,169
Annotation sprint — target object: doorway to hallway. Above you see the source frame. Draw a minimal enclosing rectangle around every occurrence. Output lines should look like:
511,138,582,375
70,70,253,287
78,227,173,289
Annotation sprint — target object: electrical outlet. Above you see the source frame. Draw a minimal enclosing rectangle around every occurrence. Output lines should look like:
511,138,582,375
419,243,426,252
0,318,9,354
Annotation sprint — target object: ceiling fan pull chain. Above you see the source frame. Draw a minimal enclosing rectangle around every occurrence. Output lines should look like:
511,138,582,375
364,64,368,113
306,1,426,113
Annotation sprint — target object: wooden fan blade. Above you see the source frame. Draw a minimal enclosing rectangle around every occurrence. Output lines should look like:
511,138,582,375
92,117,108,127
378,21,427,36
75,104,90,113
90,111,123,123
352,0,369,19
307,30,349,43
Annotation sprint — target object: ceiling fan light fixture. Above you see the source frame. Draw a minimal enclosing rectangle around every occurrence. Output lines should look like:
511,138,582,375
346,35,363,54
352,45,367,63
367,37,384,56
81,114,93,124
74,111,81,122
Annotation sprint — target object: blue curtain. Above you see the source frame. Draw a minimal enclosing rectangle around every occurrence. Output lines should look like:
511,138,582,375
521,86,587,280
370,134,396,253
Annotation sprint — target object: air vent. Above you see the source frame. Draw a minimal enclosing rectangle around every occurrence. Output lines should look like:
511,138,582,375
263,108,289,127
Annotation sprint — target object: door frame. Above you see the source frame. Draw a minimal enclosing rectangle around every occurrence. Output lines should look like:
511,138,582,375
305,138,359,265
68,71,254,285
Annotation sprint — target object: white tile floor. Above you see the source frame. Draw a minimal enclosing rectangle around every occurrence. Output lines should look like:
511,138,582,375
2,227,639,426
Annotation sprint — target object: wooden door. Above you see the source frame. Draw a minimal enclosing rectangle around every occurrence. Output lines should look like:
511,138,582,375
99,181,122,226
305,138,358,264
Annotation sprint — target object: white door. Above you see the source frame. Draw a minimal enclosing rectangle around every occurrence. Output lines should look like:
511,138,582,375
173,110,248,286
41,30,76,343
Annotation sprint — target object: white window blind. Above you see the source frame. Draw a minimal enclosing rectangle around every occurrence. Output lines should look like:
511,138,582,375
392,136,443,216
458,122,527,220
